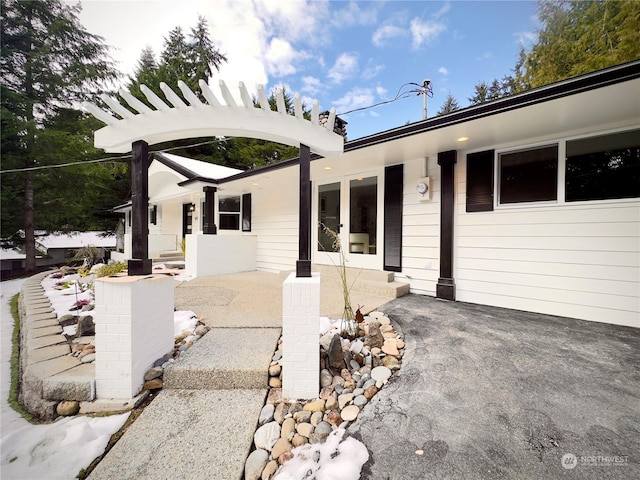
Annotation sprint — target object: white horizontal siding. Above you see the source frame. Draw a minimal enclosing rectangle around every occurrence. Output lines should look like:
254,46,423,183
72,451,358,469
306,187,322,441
400,158,441,296
455,155,640,328
252,187,298,272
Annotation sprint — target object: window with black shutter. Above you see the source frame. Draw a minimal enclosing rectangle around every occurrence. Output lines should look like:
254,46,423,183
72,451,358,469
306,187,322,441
466,150,494,212
383,164,403,272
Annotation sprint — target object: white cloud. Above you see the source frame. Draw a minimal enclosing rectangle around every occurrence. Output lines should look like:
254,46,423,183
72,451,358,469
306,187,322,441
372,25,407,47
332,1,381,27
438,66,449,76
328,52,359,84
301,76,322,95
332,87,375,114
265,37,307,76
410,18,446,49
254,0,330,43
362,62,384,80
375,85,387,97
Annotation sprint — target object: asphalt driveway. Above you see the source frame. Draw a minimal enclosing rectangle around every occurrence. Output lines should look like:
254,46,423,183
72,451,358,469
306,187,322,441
349,295,639,479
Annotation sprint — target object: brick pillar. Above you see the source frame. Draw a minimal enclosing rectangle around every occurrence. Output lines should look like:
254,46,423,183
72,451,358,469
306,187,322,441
94,275,174,401
282,272,320,400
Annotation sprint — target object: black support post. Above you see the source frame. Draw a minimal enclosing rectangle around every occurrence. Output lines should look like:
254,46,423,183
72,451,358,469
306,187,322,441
203,186,217,234
296,144,311,277
436,150,456,300
128,140,152,275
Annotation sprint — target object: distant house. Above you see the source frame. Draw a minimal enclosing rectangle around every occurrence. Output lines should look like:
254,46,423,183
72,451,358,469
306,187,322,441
1,231,116,278
113,61,640,328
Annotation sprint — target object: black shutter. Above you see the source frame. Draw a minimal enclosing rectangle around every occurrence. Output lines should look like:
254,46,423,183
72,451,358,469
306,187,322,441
466,150,494,212
384,164,403,272
242,193,252,232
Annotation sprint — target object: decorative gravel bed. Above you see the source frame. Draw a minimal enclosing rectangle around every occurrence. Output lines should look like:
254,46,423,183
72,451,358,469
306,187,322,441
245,311,404,480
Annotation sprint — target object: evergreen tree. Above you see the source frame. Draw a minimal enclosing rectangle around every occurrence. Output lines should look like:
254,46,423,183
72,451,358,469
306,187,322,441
468,81,489,105
436,94,461,116
518,0,640,88
1,0,117,272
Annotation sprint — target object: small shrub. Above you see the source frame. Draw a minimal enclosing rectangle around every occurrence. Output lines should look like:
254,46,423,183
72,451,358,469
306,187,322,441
96,262,127,278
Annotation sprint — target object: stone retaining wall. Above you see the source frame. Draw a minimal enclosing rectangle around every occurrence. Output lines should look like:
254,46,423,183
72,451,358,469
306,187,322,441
18,271,95,420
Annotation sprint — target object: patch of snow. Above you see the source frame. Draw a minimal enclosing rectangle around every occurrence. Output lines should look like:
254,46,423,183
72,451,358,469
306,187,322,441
319,316,333,335
62,325,77,337
173,310,198,336
273,428,369,480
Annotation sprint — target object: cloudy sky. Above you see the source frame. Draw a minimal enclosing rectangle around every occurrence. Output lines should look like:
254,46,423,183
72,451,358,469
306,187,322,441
75,0,539,140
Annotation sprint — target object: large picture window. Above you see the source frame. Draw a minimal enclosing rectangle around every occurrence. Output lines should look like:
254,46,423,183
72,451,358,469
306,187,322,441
219,196,240,230
499,145,558,204
566,130,640,202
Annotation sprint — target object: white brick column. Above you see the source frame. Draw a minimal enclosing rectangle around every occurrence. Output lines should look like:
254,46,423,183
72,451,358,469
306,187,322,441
282,272,320,400
94,275,174,401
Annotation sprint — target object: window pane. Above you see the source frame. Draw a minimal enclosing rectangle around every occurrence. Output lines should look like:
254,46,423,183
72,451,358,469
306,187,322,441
219,196,240,212
318,182,340,252
219,213,239,230
566,130,640,202
349,177,377,254
499,145,558,204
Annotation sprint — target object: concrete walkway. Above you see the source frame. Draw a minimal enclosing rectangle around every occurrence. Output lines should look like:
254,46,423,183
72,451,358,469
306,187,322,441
349,295,640,480
88,269,402,480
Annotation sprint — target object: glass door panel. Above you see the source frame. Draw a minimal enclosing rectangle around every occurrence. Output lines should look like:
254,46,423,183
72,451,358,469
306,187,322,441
318,182,341,253
348,176,377,256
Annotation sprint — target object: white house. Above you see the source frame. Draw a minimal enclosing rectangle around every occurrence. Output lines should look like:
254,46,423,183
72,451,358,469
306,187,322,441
113,61,640,328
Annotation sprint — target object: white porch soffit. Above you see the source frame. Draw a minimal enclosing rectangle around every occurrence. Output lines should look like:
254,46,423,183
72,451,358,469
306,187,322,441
83,80,344,158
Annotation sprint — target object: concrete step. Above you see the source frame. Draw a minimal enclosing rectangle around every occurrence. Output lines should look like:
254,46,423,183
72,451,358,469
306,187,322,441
87,389,266,480
43,363,96,402
157,250,183,258
163,327,281,390
312,264,395,283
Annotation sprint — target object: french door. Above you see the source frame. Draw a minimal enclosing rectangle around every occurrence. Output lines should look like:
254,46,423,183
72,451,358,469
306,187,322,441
314,171,383,270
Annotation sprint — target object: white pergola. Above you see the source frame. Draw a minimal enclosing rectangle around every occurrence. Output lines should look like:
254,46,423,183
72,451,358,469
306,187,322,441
84,79,344,157
84,79,344,277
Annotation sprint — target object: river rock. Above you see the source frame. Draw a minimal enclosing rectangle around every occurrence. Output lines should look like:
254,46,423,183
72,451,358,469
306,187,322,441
303,399,325,413
259,404,275,425
281,417,296,440
296,422,314,438
143,378,163,390
353,395,368,407
56,400,79,416
319,386,334,399
271,438,292,459
338,393,354,410
268,364,281,377
383,355,401,370
371,365,392,385
382,340,399,356
291,434,307,447
341,405,360,421
254,422,280,451
244,448,268,480
269,377,282,388
310,411,323,426
262,460,278,480
325,395,338,410
144,366,163,381
76,315,95,337
319,333,334,351
320,369,333,387
293,411,311,423
327,334,344,370
274,403,288,424
326,409,342,426
364,321,384,349
349,338,364,354
364,385,378,399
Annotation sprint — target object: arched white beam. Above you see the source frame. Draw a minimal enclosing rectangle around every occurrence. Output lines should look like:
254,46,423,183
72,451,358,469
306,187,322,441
84,81,344,157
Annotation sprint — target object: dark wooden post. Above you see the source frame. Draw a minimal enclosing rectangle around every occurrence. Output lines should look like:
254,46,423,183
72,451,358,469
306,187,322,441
296,144,311,277
436,150,456,300
128,140,152,275
203,186,217,234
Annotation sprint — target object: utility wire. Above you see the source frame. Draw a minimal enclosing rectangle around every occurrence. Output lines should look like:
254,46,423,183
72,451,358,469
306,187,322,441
337,82,428,116
0,137,230,174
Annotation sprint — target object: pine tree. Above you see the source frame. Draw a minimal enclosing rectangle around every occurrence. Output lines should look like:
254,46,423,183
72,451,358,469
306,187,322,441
1,0,117,272
436,94,461,116
468,82,489,105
